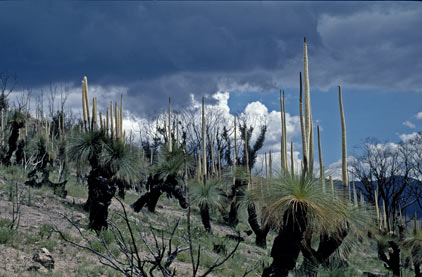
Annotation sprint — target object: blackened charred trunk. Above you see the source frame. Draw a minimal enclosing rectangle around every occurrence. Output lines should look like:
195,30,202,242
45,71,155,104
40,169,68,198
378,240,400,276
88,168,116,231
3,121,24,166
226,202,239,227
247,203,269,248
147,188,162,212
317,229,348,267
15,140,25,166
300,227,349,275
415,262,421,277
224,179,247,226
200,203,211,233
116,179,126,199
263,205,307,277
131,174,187,213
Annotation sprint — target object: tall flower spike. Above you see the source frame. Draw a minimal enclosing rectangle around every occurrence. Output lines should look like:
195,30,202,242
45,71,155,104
299,72,307,174
339,85,349,198
303,37,313,175
317,126,325,193
202,96,207,180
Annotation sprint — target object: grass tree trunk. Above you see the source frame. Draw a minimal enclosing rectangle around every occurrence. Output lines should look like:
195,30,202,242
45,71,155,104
415,261,421,277
87,168,116,231
301,227,348,275
263,204,307,277
3,120,24,166
247,203,270,248
200,203,211,232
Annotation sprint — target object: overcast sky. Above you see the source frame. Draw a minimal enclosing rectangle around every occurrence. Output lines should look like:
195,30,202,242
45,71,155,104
1,1,421,172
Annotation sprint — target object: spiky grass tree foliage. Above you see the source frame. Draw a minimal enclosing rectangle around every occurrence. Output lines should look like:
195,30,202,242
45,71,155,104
103,140,141,199
68,129,106,170
68,129,108,209
190,178,222,233
403,230,422,277
256,175,373,277
131,144,187,213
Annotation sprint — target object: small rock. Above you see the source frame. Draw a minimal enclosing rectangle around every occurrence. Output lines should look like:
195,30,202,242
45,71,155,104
33,247,55,270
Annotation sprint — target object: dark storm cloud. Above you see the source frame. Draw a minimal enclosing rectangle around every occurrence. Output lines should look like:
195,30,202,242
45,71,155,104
0,1,420,115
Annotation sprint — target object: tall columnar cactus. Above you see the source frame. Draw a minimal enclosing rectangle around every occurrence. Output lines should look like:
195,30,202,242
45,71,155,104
338,85,349,198
265,152,268,179
202,96,207,180
317,126,325,193
299,72,307,173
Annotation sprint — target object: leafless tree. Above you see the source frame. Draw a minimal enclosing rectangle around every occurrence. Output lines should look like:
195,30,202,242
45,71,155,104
0,72,17,111
350,138,416,230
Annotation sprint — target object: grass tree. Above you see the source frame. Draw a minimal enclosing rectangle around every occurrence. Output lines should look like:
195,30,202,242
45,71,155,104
403,230,422,277
68,124,141,231
131,144,188,213
257,174,373,277
2,110,26,166
190,178,222,233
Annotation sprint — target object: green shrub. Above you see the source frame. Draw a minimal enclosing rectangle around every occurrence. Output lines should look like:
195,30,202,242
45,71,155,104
0,227,15,244
39,224,54,239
